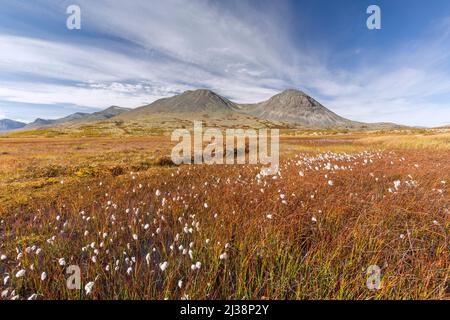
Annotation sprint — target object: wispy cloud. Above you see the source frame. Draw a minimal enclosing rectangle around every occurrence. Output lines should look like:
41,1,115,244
314,23,450,124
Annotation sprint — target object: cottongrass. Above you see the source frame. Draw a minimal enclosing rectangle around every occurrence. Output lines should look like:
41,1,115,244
15,269,26,278
0,148,447,300
159,261,168,272
85,282,94,295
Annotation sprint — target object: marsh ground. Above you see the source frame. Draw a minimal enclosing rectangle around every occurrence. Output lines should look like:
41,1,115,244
0,129,448,299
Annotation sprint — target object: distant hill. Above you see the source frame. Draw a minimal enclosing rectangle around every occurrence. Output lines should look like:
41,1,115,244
118,89,238,119
237,89,357,128
0,119,26,132
84,106,132,122
114,89,277,128
26,106,131,129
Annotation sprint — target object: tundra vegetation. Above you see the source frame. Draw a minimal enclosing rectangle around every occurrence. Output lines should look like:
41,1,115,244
0,129,448,300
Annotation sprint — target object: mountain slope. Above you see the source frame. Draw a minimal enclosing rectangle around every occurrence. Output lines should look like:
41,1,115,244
118,89,239,120
83,106,131,122
238,89,358,128
25,106,131,129
114,89,282,129
0,119,26,131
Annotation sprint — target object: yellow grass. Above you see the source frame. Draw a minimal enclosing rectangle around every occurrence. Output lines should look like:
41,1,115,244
358,132,450,150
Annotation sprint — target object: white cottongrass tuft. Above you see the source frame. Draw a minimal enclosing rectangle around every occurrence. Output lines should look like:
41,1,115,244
28,293,38,300
58,258,66,266
85,281,94,295
189,261,202,271
15,269,26,278
219,253,228,260
159,261,168,271
40,272,47,281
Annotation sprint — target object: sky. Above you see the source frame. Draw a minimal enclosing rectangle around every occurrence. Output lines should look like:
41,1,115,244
0,0,449,126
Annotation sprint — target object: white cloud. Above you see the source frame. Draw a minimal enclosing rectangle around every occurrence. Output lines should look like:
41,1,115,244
0,81,163,109
79,0,295,74
0,0,449,126
0,0,301,105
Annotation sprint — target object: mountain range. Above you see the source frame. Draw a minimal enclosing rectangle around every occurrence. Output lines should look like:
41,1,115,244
24,106,131,129
0,119,26,132
117,89,400,129
1,89,405,132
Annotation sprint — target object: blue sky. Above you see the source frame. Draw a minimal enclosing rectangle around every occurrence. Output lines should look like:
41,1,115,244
0,0,449,126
